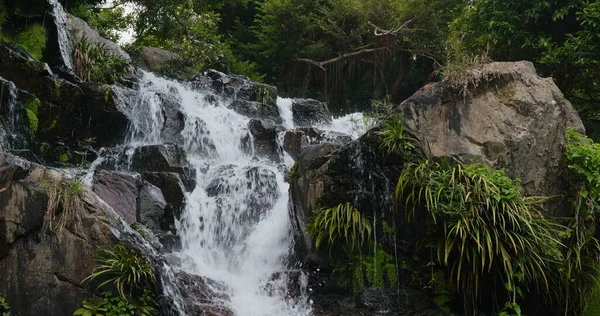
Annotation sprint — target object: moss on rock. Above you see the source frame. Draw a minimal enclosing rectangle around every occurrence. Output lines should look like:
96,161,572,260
24,97,40,134
13,24,46,61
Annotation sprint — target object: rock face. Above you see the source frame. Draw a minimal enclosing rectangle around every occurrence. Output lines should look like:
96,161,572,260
401,61,584,216
0,159,117,316
283,127,352,160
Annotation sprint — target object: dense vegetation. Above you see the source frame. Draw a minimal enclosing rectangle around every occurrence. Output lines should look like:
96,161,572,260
58,0,599,117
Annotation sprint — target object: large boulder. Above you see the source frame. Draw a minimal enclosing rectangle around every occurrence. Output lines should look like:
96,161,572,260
401,61,584,216
138,47,181,73
69,16,131,62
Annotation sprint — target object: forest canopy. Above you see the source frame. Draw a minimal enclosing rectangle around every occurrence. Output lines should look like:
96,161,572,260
63,0,600,117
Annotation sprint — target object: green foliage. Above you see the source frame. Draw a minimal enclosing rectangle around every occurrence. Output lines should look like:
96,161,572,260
347,246,398,292
0,295,10,316
83,244,156,300
42,177,85,234
307,202,372,252
73,291,153,316
563,128,600,313
73,36,130,84
12,24,47,61
449,0,600,119
396,160,566,311
69,4,133,42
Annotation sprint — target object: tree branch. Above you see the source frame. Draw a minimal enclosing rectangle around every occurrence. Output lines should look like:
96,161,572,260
296,46,391,70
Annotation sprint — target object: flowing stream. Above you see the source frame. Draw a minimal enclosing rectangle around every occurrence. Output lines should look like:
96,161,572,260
116,71,367,315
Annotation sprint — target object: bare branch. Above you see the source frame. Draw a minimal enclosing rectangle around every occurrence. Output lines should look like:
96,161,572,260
297,46,391,70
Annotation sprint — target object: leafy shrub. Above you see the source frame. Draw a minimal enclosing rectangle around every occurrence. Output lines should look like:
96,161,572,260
377,116,417,157
73,36,130,84
307,202,372,252
83,244,156,299
563,129,600,313
0,295,10,316
396,160,565,312
344,246,398,292
73,291,153,316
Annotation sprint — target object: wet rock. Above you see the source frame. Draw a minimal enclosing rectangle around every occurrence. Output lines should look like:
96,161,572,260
401,61,584,217
175,271,234,316
291,98,332,127
0,43,130,150
138,181,168,231
69,16,131,62
187,70,282,123
142,172,187,220
283,127,352,160
130,144,196,190
247,119,284,162
92,170,140,224
229,100,282,124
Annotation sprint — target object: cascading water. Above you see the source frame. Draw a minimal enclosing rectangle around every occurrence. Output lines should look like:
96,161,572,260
119,71,367,315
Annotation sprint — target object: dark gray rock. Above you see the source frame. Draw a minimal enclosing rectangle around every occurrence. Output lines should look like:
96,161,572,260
137,181,168,232
142,172,187,220
283,127,352,160
291,98,332,127
247,119,284,162
130,144,196,190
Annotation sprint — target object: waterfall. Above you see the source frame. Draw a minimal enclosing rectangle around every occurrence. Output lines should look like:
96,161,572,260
118,70,367,315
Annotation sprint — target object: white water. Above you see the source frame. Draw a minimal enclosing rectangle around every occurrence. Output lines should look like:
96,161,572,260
123,71,366,315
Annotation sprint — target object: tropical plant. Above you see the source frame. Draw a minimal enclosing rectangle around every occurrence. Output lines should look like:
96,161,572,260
396,160,566,312
307,202,372,252
73,291,153,316
42,177,85,235
377,116,416,156
83,244,156,300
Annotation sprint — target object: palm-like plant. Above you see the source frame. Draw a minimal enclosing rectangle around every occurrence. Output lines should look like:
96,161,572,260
307,202,372,252
396,160,565,311
83,244,156,300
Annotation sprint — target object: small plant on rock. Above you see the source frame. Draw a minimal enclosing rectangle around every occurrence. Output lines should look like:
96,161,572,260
307,202,372,252
42,177,84,235
83,244,156,299
73,36,130,84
